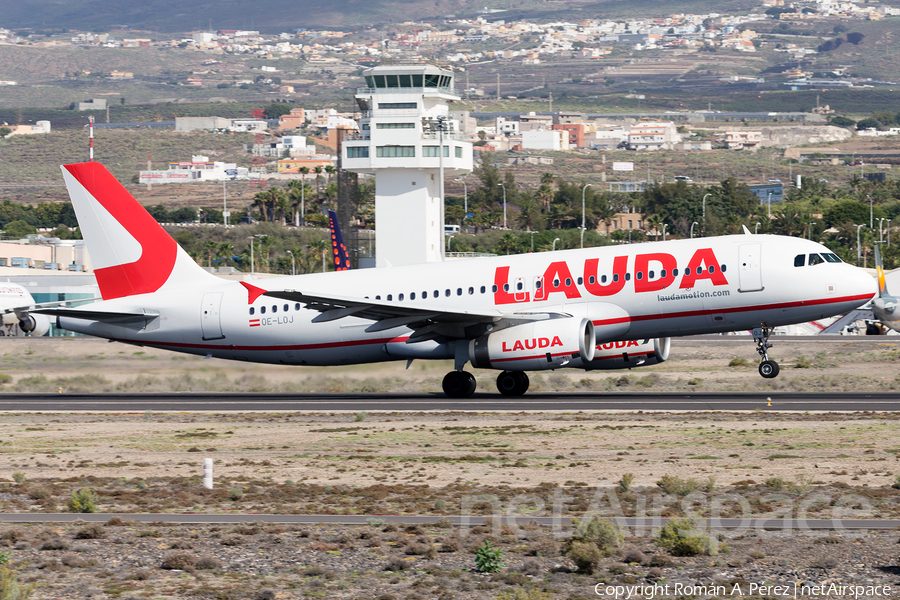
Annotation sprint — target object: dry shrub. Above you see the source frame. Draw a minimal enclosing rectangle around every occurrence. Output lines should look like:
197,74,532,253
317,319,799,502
74,523,105,540
195,555,222,570
160,551,196,571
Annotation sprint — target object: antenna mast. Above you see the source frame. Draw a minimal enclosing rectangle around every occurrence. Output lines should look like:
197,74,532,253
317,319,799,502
88,115,94,162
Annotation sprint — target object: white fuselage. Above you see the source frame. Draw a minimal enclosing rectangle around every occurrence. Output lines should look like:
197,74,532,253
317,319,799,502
56,234,875,368
0,283,36,326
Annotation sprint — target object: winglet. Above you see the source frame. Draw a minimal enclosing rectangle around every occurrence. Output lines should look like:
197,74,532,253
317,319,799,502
875,243,888,297
240,281,267,304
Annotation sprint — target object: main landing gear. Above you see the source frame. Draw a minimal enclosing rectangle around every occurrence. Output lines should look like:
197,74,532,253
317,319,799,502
442,371,477,398
496,371,529,396
753,326,780,379
441,370,532,397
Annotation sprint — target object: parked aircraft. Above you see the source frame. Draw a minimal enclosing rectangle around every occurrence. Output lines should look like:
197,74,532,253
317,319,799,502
0,282,53,337
872,244,900,332
40,162,876,396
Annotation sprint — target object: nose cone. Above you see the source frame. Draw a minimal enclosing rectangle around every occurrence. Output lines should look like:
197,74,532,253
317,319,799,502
849,265,877,304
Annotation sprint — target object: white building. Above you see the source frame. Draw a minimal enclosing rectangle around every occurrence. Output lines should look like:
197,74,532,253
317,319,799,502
342,62,474,267
627,122,681,151
521,129,569,150
139,156,251,184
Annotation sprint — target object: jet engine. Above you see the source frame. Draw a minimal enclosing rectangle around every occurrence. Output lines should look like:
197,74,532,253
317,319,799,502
468,318,595,371
583,337,670,370
18,314,50,337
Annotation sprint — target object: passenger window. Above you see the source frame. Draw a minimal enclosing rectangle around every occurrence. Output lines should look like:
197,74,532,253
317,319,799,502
708,266,715,274
721,264,727,272
434,290,439,297
794,254,805,267
399,293,404,301
410,292,416,300
375,296,381,300
387,294,392,301
283,304,289,312
612,274,618,283
261,306,266,314
565,278,572,286
535,280,542,289
272,305,277,313
516,281,523,291
468,287,474,295
808,253,824,266
660,270,666,278
553,279,560,288
625,273,631,281
481,286,487,293
649,271,655,279
577,277,583,285
445,289,450,297
636,272,643,281
249,307,255,315
492,285,498,293
503,284,509,292
601,275,607,283
673,268,679,276
589,276,596,284
457,288,462,295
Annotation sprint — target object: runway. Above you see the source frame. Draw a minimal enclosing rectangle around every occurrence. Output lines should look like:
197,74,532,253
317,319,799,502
0,391,898,411
0,512,896,531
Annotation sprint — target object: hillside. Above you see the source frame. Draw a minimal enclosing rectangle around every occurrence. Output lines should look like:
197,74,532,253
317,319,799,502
5,0,757,32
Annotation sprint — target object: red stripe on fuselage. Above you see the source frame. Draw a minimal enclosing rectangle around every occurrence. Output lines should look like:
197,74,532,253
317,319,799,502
591,293,872,327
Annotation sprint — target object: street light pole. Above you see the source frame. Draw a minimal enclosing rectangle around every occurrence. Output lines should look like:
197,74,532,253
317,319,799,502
498,182,507,229
807,222,816,240
528,231,537,252
767,191,772,219
888,219,892,247
690,221,698,238
581,183,592,249
249,237,255,278
662,223,667,242
701,193,710,222
868,195,873,229
755,222,761,234
447,234,454,250
287,250,295,276
856,224,865,267
552,237,560,252
879,218,885,243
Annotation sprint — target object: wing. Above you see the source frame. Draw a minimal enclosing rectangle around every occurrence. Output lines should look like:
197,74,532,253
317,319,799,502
243,283,568,343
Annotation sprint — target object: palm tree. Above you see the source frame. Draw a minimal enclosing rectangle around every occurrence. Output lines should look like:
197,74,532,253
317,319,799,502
203,240,218,267
324,165,336,187
497,232,519,255
313,166,324,198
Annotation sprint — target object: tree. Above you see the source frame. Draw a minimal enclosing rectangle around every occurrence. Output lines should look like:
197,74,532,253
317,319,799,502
845,32,864,45
263,103,293,120
4,220,36,239
829,116,856,128
0,127,10,138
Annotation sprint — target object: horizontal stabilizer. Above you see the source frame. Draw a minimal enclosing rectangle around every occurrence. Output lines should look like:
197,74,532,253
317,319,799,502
34,308,155,324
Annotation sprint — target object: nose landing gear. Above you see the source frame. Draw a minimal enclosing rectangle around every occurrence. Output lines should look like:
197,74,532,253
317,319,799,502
753,326,780,378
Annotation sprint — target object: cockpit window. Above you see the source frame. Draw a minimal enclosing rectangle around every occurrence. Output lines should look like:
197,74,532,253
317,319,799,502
808,253,825,266
794,254,805,267
822,253,842,263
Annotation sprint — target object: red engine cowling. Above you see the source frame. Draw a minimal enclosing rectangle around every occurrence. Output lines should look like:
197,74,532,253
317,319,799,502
468,318,595,371
582,337,670,370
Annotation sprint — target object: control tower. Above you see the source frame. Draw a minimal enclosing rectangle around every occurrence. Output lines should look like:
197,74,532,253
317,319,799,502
342,60,473,268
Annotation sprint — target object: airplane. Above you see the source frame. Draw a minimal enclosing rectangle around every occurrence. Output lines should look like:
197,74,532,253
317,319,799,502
871,243,900,332
38,162,876,397
0,282,52,337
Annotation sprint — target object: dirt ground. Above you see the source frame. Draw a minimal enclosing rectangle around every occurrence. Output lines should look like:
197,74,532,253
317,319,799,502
0,335,897,599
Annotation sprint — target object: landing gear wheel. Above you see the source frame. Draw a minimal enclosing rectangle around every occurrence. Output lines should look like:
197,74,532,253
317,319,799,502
759,360,780,379
496,371,529,396
443,371,477,398
463,372,477,397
